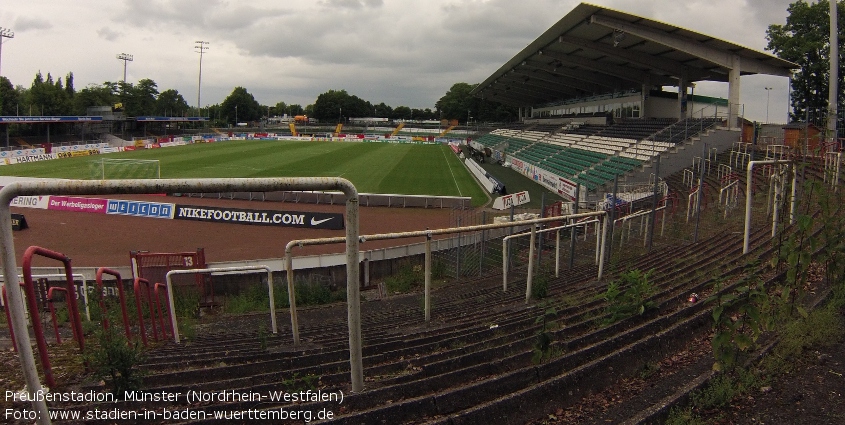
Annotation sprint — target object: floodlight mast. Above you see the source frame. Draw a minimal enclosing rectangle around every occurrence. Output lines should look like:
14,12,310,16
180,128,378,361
116,53,133,85
195,41,209,115
0,27,15,77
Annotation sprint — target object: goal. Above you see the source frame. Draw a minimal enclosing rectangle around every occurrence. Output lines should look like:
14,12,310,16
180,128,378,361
90,158,161,180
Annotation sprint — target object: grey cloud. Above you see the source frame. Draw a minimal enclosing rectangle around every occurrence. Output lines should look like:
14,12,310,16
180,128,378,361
319,0,384,9
116,0,289,31
14,16,52,32
97,27,121,41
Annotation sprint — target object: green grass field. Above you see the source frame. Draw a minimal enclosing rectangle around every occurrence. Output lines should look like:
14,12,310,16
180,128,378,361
0,140,489,206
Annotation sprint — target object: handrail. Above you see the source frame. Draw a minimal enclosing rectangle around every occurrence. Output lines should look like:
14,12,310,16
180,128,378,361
95,267,132,340
501,219,600,298
13,246,84,389
0,176,364,406
153,283,172,339
743,160,794,254
46,287,69,344
165,266,274,344
286,210,610,340
133,277,157,346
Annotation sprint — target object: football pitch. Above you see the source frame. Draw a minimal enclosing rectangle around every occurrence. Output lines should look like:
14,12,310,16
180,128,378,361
0,140,489,206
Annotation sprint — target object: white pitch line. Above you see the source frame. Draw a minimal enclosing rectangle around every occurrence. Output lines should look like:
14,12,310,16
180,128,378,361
440,145,463,197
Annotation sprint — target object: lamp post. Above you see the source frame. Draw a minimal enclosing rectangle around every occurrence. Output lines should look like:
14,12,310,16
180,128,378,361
195,41,209,116
764,87,772,124
235,105,238,126
0,27,14,77
116,53,133,86
116,53,132,137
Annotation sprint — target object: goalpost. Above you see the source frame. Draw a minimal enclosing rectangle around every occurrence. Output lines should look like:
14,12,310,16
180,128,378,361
90,159,161,180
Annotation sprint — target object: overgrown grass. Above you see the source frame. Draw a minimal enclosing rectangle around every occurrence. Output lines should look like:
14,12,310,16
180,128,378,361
384,263,424,294
223,279,345,315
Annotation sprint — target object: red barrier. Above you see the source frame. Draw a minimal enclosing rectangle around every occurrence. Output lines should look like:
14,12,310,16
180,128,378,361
17,246,84,388
46,287,69,344
153,283,172,339
95,268,132,341
133,277,158,346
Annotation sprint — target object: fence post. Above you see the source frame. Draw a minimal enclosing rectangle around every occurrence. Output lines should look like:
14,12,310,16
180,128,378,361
424,231,432,322
647,156,660,251
456,217,461,278
526,224,536,304
694,143,706,242
479,211,486,277
537,192,545,271
569,185,580,269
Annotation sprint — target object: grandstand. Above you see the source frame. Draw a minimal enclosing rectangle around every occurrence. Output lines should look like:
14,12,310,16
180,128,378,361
468,2,796,200
469,116,728,192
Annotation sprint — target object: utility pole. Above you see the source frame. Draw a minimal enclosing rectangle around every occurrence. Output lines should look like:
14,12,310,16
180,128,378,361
195,41,209,116
0,27,14,77
116,53,133,85
828,0,839,143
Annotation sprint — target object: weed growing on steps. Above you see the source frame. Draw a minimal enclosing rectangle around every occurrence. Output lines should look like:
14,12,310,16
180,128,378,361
707,163,845,372
601,269,656,326
532,305,561,364
83,327,146,397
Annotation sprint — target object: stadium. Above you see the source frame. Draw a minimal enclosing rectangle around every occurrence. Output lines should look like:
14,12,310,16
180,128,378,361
1,2,843,424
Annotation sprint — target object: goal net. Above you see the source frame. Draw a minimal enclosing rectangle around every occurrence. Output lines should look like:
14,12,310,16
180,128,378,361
90,159,161,180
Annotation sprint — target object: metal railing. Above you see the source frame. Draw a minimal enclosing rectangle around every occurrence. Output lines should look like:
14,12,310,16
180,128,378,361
0,176,363,424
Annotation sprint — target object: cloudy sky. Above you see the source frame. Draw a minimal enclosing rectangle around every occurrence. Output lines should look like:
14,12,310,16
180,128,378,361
0,0,796,122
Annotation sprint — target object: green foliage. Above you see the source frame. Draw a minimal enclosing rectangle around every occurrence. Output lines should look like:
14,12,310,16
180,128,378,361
257,324,269,351
384,263,424,294
83,327,146,397
601,269,656,326
766,306,844,373
531,268,550,300
766,0,845,122
225,282,271,315
155,89,190,116
691,368,762,411
221,86,262,124
664,406,706,425
294,280,337,306
431,259,448,280
708,276,770,372
0,76,19,116
434,82,517,122
532,306,560,364
281,372,320,392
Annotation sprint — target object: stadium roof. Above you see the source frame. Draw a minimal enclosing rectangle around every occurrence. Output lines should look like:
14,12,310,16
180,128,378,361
471,2,799,107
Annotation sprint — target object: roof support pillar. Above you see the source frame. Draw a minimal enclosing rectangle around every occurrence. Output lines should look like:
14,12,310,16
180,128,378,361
641,76,651,119
728,54,741,130
678,77,687,121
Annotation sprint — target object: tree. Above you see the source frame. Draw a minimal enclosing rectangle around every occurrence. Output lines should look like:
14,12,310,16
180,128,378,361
374,102,392,118
313,89,374,122
28,71,72,115
289,104,305,116
767,0,845,124
121,78,159,117
156,89,189,116
392,105,412,120
435,82,478,122
0,77,19,116
73,83,117,115
221,87,262,124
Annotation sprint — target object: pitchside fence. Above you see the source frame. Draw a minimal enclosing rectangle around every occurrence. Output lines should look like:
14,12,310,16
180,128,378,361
184,190,472,209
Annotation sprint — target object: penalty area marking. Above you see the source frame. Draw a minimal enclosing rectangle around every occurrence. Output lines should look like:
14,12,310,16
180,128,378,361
440,144,463,197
